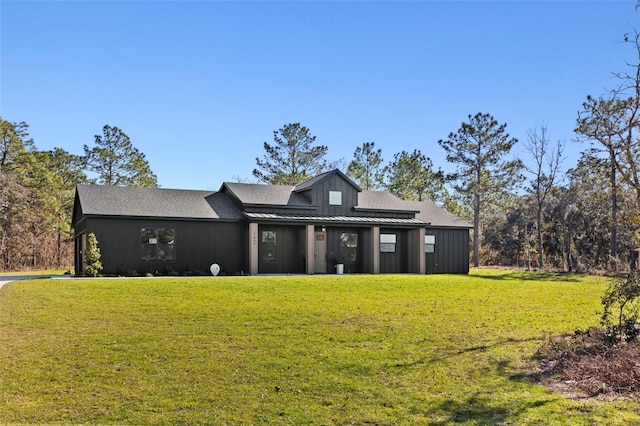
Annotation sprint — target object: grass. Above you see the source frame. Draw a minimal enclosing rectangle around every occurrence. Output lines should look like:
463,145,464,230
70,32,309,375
1,269,639,424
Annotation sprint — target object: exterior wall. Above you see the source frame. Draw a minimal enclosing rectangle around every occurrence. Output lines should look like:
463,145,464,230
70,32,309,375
258,224,306,274
363,227,376,274
425,228,470,274
405,229,420,274
306,174,359,216
77,216,470,276
379,228,409,273
327,226,364,273
81,217,247,275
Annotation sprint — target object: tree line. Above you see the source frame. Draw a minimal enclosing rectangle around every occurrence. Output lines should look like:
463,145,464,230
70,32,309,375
3,30,640,273
0,123,156,271
252,31,640,273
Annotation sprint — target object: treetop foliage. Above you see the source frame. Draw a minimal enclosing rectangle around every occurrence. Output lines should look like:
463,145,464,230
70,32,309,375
385,149,446,203
347,142,385,190
0,119,157,272
253,122,328,185
83,124,157,188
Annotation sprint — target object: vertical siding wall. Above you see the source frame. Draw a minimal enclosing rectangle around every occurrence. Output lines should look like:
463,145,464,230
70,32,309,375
379,228,409,273
327,227,363,274
86,218,247,275
425,228,470,274
308,174,359,216
258,224,305,274
79,221,470,276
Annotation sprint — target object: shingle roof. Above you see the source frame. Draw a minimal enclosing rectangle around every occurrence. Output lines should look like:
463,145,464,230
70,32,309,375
404,200,473,228
222,182,312,207
356,190,419,212
221,183,301,206
356,191,471,228
293,169,361,192
75,180,470,228
76,184,243,220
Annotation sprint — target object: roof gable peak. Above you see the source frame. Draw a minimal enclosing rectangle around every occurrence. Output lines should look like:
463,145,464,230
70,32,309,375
293,169,361,193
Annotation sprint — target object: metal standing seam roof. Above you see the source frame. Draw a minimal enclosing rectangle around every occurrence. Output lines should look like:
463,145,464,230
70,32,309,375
244,212,429,225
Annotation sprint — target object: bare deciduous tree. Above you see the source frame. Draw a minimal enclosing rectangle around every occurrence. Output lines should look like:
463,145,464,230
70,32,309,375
521,125,565,270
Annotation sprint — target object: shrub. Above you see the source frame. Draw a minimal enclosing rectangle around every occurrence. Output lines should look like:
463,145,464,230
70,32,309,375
84,233,103,277
600,271,640,343
126,269,140,277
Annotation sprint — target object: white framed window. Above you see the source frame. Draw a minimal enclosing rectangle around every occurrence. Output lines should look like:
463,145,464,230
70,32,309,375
380,233,397,253
425,234,436,253
329,190,342,206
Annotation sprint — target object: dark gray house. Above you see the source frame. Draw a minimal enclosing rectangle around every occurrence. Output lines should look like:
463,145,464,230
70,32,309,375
72,169,471,276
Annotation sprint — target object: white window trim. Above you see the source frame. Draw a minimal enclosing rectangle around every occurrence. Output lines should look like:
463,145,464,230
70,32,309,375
380,233,397,253
329,190,342,205
425,234,436,253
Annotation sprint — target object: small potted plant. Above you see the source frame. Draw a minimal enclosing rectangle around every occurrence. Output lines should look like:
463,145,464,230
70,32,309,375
335,254,347,275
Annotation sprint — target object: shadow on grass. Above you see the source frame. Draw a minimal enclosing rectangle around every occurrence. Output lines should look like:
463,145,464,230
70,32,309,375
470,270,582,282
429,393,552,426
428,358,553,424
494,358,544,385
392,336,541,368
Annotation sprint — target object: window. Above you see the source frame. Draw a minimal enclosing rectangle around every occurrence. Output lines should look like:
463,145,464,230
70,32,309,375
380,233,397,253
141,227,175,261
262,230,277,262
340,232,358,262
425,234,436,253
329,190,342,206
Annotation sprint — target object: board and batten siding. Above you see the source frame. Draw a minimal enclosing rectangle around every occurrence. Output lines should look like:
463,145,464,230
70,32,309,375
425,228,470,274
258,224,306,274
306,174,359,216
85,217,246,275
326,227,363,274
379,229,409,273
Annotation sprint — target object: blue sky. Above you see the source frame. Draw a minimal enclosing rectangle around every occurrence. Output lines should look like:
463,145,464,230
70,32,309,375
1,1,639,190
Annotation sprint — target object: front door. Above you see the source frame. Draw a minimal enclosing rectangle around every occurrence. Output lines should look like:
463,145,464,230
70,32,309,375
314,232,327,273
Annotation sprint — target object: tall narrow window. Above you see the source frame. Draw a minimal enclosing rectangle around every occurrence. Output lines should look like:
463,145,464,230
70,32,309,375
141,227,175,261
340,232,358,262
262,230,277,262
425,235,436,253
380,233,397,253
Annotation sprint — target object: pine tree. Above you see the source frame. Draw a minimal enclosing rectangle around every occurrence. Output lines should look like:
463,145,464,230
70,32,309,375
438,112,522,267
253,123,328,185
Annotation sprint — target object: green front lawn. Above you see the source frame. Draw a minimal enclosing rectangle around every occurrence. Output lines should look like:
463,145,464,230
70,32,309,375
1,270,638,424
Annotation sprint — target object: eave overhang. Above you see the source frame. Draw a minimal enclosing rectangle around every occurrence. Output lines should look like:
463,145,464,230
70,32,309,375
242,204,318,211
352,206,420,215
80,213,243,223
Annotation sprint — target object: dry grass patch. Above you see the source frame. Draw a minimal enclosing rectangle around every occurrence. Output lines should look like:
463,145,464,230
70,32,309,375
538,329,640,400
